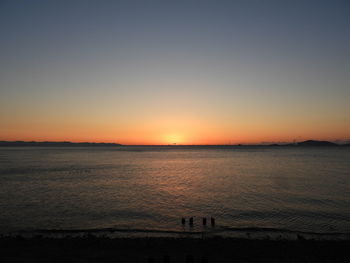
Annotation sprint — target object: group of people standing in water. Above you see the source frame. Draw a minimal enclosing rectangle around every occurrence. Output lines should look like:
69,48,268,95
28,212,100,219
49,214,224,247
181,217,215,227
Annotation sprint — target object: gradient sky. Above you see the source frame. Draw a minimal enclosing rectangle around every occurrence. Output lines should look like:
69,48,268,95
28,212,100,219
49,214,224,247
1,0,350,145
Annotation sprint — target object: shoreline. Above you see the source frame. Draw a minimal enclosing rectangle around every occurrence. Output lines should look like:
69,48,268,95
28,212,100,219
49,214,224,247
4,226,350,241
1,236,349,262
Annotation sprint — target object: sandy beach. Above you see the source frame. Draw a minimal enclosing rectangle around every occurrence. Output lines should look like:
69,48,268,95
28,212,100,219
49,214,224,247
1,236,349,263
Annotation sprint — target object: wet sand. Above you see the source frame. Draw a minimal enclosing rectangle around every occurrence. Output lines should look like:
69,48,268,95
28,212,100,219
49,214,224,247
1,236,349,262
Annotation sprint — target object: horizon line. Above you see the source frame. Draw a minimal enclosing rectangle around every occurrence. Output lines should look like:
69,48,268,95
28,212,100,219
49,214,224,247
1,139,350,146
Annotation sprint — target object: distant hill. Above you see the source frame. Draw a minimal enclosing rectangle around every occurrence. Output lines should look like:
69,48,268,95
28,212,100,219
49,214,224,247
343,143,350,147
297,140,338,147
0,141,122,147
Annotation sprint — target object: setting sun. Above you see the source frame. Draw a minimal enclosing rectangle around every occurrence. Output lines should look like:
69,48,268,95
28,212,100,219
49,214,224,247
163,134,184,145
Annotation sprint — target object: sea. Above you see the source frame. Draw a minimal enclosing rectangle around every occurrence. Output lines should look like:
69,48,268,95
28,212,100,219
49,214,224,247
0,146,350,240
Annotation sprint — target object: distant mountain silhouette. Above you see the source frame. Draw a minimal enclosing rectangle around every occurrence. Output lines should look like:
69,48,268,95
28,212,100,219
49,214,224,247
0,141,122,147
234,140,344,147
297,140,338,146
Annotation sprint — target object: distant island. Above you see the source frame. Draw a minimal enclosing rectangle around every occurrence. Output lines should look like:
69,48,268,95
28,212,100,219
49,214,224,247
295,140,339,147
254,140,348,147
208,140,348,147
0,141,122,147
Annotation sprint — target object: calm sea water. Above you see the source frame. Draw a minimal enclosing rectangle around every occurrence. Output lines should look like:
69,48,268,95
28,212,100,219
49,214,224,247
0,146,350,238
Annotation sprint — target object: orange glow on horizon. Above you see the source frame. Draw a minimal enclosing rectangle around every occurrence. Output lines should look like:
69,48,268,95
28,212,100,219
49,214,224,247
1,131,350,145
1,112,350,145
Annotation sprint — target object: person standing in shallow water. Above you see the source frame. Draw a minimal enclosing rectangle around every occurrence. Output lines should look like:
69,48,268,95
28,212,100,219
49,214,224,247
211,217,215,227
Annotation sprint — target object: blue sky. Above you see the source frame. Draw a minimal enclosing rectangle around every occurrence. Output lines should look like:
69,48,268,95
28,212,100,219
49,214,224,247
1,0,350,144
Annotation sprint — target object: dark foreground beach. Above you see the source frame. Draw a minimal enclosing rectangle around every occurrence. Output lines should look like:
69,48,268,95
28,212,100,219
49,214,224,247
1,236,349,263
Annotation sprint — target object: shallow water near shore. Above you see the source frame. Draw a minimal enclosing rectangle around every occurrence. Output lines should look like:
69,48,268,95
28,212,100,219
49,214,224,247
0,146,350,239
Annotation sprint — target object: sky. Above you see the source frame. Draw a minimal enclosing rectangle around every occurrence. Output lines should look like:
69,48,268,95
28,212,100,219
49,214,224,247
1,0,350,145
